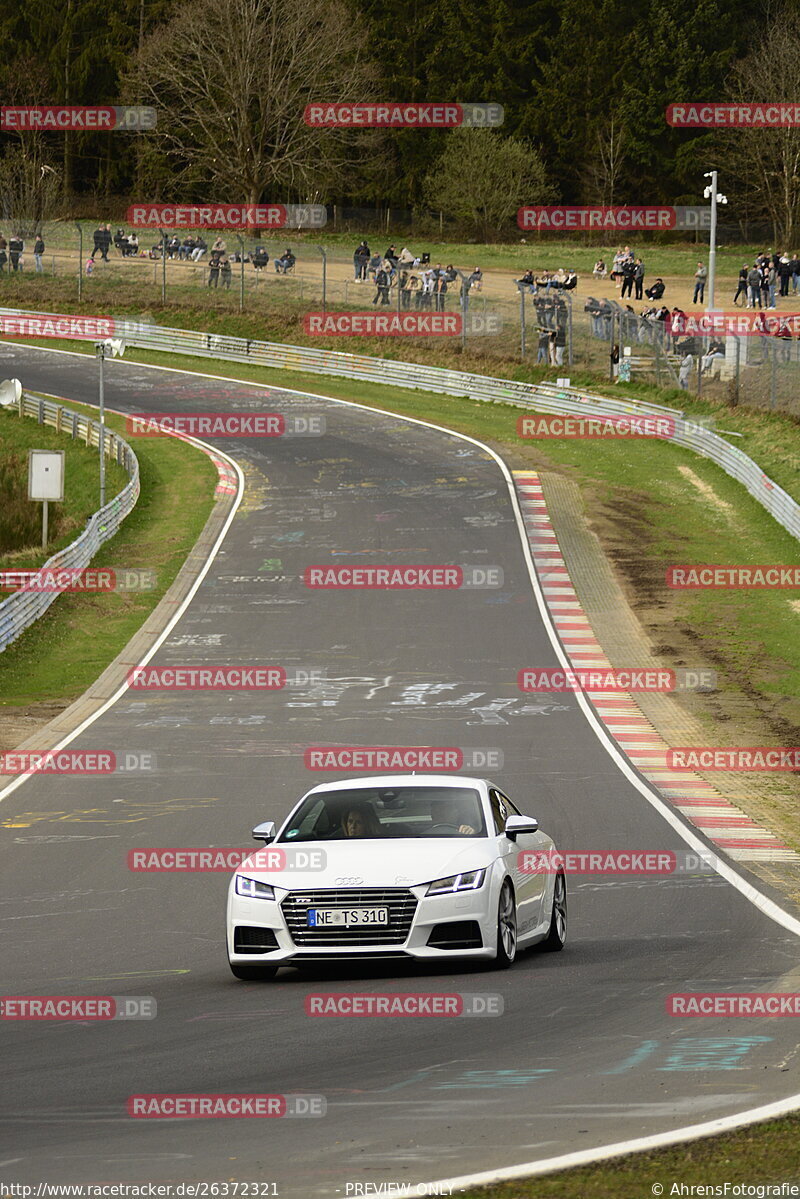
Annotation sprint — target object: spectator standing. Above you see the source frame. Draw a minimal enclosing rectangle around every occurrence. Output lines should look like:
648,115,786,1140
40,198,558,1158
33,233,44,274
791,252,800,295
92,224,104,258
469,266,482,290
354,241,370,281
610,343,620,377
747,265,762,308
778,255,792,296
633,258,645,300
767,262,778,307
220,256,232,290
620,257,636,299
368,251,382,283
692,262,707,304
99,225,112,261
679,352,694,389
372,265,390,305
207,256,220,287
537,328,549,364
760,263,771,308
733,264,749,306
8,233,23,271
85,256,95,276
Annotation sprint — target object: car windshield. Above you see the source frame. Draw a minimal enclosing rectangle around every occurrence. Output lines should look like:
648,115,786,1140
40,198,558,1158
277,786,487,841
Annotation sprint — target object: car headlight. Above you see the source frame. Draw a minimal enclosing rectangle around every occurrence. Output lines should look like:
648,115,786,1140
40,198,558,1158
235,875,276,900
426,869,486,896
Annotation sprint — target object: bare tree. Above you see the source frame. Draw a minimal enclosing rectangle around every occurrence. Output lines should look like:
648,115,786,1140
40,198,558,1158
582,116,627,206
718,6,800,245
126,0,379,204
0,61,63,232
422,129,557,240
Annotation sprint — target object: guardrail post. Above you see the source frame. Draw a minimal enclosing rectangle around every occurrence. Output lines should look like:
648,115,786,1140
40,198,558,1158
38,398,44,424
72,411,78,439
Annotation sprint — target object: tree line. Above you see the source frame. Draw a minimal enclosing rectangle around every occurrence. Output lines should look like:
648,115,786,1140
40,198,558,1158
1,0,798,241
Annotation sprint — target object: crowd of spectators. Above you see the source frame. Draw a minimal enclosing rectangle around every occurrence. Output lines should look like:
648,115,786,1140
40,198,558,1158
0,232,45,273
733,250,800,309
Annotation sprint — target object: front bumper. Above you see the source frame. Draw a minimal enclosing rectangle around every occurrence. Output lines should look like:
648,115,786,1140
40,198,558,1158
227,883,498,965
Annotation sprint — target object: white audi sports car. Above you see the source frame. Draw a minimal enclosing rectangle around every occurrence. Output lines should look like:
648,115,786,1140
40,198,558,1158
226,774,566,980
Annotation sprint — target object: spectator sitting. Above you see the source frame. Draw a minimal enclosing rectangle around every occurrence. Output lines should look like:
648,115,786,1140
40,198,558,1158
469,266,482,290
167,235,181,259
127,232,139,257
593,259,607,278
179,236,196,260
563,269,578,291
114,228,128,255
368,251,382,282
384,244,398,267
191,237,207,262
398,246,416,267
252,246,269,271
517,269,536,294
274,248,296,274
645,277,665,301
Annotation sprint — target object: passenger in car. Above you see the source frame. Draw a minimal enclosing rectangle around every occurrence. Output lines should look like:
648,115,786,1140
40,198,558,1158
341,802,383,838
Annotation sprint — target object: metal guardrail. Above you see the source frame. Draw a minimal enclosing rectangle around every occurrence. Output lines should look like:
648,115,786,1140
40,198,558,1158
0,390,140,652
1,307,798,546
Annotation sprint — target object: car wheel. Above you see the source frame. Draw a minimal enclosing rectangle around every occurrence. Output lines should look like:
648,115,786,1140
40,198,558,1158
229,961,279,981
540,870,567,952
494,880,517,968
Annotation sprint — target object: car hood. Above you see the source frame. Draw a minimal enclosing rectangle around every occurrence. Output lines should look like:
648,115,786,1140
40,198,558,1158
238,838,494,891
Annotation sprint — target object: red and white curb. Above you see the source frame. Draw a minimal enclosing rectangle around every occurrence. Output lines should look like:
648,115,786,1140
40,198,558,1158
514,470,799,865
161,430,238,495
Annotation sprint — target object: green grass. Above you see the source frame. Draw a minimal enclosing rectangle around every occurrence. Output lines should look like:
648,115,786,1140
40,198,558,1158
23,220,782,277
0,396,218,707
0,406,128,566
457,1111,800,1197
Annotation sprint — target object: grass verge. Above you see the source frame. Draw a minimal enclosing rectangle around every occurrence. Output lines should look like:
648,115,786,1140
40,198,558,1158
0,405,128,566
0,393,218,709
457,1111,800,1196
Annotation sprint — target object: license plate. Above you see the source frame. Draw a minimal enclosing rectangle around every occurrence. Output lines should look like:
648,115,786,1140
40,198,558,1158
307,907,389,927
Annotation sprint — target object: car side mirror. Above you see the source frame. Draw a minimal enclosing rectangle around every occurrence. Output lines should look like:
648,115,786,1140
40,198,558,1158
504,814,539,841
252,820,277,844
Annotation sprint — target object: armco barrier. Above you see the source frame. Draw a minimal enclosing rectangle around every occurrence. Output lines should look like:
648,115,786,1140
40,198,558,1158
1,308,798,544
0,391,140,652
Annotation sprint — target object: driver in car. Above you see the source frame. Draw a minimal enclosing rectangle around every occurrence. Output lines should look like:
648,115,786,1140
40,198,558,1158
434,797,478,835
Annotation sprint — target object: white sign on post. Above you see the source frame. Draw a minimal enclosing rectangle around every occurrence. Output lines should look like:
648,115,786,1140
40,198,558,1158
28,450,65,501
28,450,64,551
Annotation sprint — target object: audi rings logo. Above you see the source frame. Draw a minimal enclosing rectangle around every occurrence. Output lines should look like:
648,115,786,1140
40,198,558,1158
334,876,364,886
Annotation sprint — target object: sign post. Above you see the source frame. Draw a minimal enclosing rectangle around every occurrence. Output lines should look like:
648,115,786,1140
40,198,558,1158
28,449,65,550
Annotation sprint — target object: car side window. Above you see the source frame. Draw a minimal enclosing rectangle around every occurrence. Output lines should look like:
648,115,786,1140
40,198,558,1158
498,792,521,817
488,789,509,835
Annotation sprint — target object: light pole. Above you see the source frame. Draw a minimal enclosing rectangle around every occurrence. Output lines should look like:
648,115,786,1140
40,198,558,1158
703,171,728,310
94,339,126,508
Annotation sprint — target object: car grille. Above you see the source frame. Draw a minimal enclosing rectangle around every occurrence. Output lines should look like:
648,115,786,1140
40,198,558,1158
282,888,417,946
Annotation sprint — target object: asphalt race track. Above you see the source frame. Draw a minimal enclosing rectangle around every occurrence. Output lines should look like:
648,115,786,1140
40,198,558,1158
2,344,800,1196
